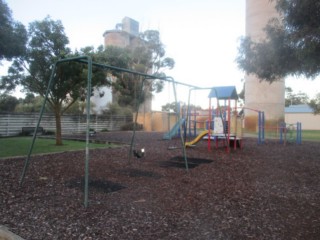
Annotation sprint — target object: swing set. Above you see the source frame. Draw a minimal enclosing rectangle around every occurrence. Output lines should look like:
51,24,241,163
19,55,199,207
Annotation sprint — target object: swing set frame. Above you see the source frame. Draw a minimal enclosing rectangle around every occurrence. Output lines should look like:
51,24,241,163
19,55,198,207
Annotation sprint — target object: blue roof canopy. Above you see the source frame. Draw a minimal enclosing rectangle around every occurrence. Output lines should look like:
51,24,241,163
208,86,238,100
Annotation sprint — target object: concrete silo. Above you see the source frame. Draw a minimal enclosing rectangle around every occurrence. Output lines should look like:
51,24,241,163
245,0,285,129
103,17,140,48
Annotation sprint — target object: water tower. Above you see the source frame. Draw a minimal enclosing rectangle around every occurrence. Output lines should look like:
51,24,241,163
245,0,285,129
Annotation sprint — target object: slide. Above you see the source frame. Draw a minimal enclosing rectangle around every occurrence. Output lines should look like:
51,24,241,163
185,130,209,147
163,118,185,140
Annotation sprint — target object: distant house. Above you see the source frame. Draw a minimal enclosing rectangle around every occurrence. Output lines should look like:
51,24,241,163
285,104,320,130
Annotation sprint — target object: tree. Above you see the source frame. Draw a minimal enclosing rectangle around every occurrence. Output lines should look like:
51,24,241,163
97,30,175,110
161,102,202,112
15,94,46,113
237,0,320,82
0,93,18,112
134,30,174,103
285,87,309,107
1,17,106,145
162,102,178,112
309,93,320,114
0,0,27,61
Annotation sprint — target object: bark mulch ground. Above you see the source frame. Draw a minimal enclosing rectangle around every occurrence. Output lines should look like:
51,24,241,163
1,131,320,239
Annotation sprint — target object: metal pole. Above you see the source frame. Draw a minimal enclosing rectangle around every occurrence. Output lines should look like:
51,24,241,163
297,122,302,144
170,77,188,171
262,111,265,144
258,111,261,144
279,122,284,144
208,97,211,151
19,63,58,186
84,56,92,208
186,89,192,137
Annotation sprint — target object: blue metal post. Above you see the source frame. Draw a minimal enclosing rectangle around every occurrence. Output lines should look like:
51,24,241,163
258,111,262,144
261,111,265,144
279,122,285,144
297,122,302,144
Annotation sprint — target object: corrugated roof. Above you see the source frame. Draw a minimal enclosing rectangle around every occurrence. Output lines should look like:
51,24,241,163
208,86,238,100
285,104,313,113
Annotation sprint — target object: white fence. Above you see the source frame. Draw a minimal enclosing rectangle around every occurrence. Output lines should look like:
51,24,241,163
0,112,132,136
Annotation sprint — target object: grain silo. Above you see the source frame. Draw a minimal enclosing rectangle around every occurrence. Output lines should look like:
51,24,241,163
245,0,285,130
103,17,139,48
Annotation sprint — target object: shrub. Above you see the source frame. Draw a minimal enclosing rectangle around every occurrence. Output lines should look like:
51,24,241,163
44,130,55,135
121,122,143,131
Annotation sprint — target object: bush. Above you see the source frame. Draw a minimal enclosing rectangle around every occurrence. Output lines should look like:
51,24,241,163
121,122,143,131
44,130,55,135
102,103,133,117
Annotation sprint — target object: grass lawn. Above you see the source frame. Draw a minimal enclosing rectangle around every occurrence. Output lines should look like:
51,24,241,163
301,130,320,142
0,137,114,158
243,129,320,142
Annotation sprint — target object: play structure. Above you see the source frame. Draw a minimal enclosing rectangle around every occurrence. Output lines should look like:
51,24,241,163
163,117,185,140
163,87,303,148
185,86,243,151
164,86,243,151
245,108,302,145
19,56,303,208
279,122,302,145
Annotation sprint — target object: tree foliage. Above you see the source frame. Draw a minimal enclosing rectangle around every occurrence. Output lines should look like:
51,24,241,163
137,30,175,93
161,102,202,112
161,102,178,112
0,0,27,61
285,87,309,107
309,93,320,114
237,0,320,82
13,93,53,113
0,9,174,142
96,30,174,110
0,93,18,112
1,17,106,145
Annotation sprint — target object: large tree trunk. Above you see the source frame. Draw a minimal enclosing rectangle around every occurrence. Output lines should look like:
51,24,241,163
54,108,63,145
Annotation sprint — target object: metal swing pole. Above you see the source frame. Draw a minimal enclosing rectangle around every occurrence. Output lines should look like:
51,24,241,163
169,77,189,171
19,62,58,186
84,56,93,208
186,88,192,139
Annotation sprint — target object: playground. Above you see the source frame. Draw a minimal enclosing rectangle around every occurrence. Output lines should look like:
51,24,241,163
1,131,320,239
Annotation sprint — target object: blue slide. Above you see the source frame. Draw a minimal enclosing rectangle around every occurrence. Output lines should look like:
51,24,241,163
163,118,185,140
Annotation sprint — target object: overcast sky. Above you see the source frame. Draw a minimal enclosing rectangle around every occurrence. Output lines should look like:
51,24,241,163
3,0,319,110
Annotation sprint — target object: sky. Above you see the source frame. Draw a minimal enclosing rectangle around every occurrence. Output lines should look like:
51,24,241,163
2,0,320,110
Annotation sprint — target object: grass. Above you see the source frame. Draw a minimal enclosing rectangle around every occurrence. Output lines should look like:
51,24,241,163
195,127,320,142
243,129,320,142
301,130,320,142
2,130,319,158
0,137,115,158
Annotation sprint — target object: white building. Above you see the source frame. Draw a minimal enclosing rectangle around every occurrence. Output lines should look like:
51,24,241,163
285,104,320,130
